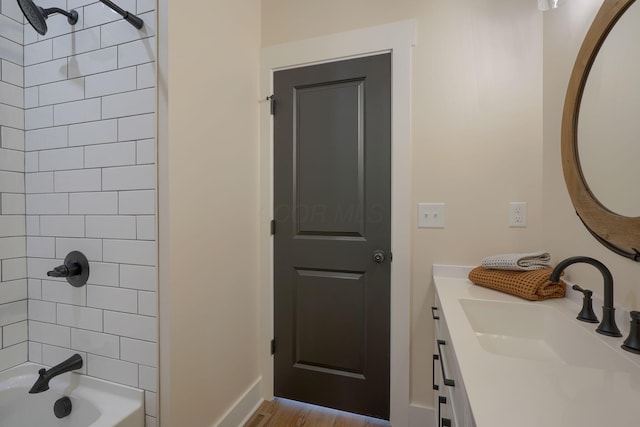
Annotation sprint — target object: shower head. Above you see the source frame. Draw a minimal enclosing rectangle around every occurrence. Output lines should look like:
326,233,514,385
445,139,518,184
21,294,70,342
16,0,78,36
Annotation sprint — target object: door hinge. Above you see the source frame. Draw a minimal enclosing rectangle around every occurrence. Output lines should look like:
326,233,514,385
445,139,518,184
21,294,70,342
270,219,276,235
389,252,393,262
267,95,275,115
271,339,276,355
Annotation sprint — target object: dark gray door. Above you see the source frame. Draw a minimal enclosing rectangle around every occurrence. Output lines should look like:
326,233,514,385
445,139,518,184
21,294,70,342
273,53,391,419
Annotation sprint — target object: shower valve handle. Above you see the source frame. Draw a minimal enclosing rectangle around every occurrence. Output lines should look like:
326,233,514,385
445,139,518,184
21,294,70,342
47,263,80,278
46,251,90,287
47,265,69,277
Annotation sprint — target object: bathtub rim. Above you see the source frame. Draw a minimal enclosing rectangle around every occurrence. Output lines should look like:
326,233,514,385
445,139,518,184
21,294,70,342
0,362,144,427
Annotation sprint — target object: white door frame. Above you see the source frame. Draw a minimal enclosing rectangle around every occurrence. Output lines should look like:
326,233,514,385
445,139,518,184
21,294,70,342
259,20,415,426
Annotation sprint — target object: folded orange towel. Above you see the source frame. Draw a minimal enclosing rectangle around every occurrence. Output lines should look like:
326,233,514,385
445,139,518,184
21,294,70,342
468,266,565,301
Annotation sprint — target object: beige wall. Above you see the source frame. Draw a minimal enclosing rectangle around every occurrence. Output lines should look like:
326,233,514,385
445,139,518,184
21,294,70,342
543,2,640,311
160,0,262,425
155,0,640,423
262,0,544,408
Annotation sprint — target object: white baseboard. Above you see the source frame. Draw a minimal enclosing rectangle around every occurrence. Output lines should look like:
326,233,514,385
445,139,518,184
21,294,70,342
214,377,263,427
408,403,435,427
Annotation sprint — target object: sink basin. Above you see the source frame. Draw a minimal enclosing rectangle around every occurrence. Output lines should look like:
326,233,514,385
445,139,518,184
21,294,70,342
459,299,631,370
434,273,640,427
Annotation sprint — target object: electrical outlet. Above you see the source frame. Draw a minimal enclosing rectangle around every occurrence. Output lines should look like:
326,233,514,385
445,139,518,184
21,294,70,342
509,202,527,227
418,203,445,228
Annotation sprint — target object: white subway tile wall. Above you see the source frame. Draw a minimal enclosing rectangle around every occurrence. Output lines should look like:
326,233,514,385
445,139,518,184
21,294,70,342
0,5,27,371
19,2,157,425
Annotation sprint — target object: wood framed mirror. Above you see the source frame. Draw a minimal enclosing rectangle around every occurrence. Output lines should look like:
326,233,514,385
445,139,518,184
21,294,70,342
562,0,640,261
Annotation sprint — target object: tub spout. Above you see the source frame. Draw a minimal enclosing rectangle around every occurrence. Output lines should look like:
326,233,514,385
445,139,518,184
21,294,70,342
28,354,83,394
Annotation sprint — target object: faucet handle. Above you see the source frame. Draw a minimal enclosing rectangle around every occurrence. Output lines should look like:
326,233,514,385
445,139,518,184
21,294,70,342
572,284,592,297
572,284,599,323
47,265,72,278
46,251,89,287
622,311,640,354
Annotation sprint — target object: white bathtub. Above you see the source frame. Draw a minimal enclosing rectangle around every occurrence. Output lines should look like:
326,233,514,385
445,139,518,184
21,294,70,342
0,363,144,427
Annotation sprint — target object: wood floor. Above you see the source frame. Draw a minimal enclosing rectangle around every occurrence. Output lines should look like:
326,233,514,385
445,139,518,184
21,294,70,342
244,398,391,427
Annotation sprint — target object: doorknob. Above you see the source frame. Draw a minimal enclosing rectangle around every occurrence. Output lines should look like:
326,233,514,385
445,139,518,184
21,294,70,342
372,250,386,263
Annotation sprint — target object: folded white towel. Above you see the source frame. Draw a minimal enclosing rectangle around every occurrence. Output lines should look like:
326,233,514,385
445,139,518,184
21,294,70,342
481,251,551,271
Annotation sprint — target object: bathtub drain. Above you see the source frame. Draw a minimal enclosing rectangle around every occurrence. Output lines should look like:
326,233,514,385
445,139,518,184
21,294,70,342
54,396,72,419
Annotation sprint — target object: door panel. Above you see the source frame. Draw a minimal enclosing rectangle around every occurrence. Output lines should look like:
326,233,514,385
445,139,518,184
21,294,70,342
294,269,366,376
274,53,391,419
296,80,365,236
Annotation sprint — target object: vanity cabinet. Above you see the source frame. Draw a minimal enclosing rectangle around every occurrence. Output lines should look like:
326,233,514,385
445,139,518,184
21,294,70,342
433,268,640,427
432,291,476,427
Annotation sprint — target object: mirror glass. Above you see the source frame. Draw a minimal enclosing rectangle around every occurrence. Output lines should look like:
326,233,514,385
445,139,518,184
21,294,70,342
578,2,640,217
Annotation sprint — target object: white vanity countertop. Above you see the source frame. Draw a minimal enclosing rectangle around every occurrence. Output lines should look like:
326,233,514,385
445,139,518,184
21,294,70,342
433,265,640,427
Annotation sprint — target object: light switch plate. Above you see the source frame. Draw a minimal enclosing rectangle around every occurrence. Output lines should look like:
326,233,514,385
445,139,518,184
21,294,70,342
418,203,445,228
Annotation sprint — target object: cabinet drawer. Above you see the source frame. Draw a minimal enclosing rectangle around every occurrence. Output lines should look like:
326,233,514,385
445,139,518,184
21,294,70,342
433,293,443,339
433,287,475,427
437,394,454,427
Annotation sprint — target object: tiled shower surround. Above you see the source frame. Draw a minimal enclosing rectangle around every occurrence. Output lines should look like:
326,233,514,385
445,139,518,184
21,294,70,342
0,0,27,373
1,0,158,425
